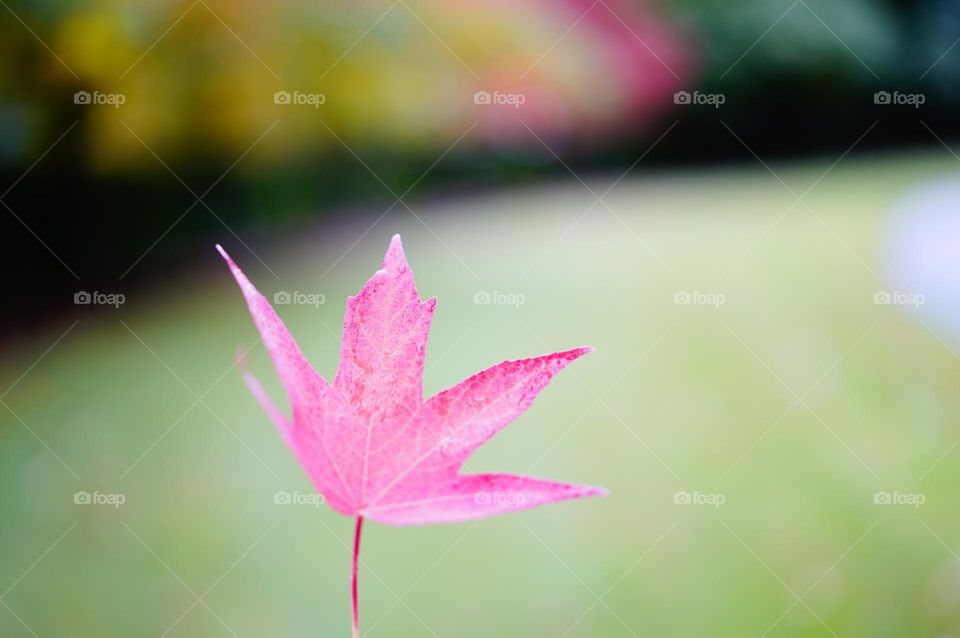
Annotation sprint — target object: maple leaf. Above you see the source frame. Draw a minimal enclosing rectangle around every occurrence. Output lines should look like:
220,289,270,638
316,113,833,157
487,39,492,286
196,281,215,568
217,235,605,635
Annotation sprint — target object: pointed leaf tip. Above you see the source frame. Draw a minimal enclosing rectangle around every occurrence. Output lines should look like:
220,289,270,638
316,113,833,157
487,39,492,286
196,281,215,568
216,245,256,296
383,234,408,272
559,346,594,361
215,244,233,266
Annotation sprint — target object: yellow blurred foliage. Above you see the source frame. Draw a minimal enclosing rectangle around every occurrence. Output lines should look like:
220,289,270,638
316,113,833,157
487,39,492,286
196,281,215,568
50,0,683,171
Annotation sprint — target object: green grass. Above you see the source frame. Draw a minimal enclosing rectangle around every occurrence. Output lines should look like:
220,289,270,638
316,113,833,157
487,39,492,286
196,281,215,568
3,151,960,637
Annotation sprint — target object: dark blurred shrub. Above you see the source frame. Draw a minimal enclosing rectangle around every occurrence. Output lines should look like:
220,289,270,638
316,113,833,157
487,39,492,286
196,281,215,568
663,0,960,160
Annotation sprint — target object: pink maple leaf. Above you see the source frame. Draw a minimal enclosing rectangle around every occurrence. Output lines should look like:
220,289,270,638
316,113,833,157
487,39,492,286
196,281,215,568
217,235,605,636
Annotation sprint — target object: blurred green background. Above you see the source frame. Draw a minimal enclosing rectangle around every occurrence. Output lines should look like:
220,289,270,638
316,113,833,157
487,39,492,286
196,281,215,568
4,0,960,636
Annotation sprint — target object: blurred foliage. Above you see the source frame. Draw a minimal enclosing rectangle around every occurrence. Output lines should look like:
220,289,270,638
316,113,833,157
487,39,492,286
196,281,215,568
2,0,684,170
673,0,899,83
662,0,960,155
3,0,960,171
2,0,958,171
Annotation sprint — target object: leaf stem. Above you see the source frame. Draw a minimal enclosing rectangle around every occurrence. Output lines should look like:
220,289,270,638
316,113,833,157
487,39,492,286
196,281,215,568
352,516,364,638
